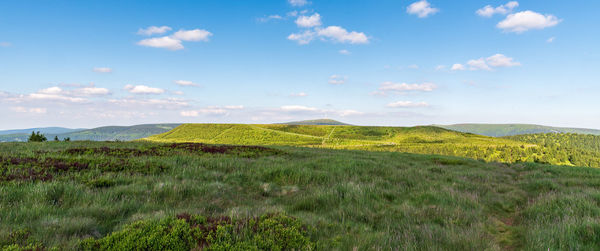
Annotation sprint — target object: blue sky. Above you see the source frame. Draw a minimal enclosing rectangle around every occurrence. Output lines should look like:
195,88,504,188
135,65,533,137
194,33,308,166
0,0,598,130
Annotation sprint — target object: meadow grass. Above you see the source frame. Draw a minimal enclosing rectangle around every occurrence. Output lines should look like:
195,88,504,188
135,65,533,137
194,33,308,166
1,141,600,250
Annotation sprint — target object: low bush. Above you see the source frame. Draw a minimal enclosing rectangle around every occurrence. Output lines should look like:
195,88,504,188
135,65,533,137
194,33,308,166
80,213,313,251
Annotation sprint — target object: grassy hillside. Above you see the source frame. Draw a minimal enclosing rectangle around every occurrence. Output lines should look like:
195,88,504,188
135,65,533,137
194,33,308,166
145,124,600,168
2,141,600,250
281,119,349,125
0,124,181,142
438,123,600,137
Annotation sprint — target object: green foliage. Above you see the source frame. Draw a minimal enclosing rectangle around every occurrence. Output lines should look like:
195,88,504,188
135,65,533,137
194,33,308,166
145,123,600,168
27,132,46,142
80,218,198,251
80,214,312,251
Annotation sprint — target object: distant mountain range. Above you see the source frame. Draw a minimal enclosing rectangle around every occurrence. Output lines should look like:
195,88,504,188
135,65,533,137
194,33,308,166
281,119,349,126
0,127,83,136
437,124,600,137
0,124,181,142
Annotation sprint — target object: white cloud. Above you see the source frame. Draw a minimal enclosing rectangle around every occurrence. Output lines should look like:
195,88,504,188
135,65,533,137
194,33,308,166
124,85,165,94
281,105,318,112
93,67,112,73
451,64,466,71
290,92,308,97
137,26,172,36
476,1,519,17
224,105,244,110
77,87,110,96
295,13,321,28
407,0,439,18
339,49,351,55
467,58,492,71
338,110,364,116
136,28,212,50
486,54,521,67
109,97,188,109
453,54,520,71
258,15,283,22
137,36,184,50
547,37,555,43
386,101,429,108
287,30,316,45
190,108,227,116
180,105,244,117
435,65,446,71
289,26,368,45
407,64,419,69
29,93,87,103
39,86,63,95
378,82,436,92
328,75,347,85
174,80,199,87
288,0,309,7
497,10,560,33
316,26,369,44
8,85,111,104
11,107,47,114
0,42,11,47
180,110,200,117
172,29,212,42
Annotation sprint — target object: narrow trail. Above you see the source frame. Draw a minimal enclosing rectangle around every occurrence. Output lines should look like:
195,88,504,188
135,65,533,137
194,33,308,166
489,167,526,251
322,126,337,145
248,125,324,139
210,125,236,141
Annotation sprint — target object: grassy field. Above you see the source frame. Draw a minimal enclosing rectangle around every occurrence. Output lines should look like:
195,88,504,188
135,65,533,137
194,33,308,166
145,124,600,168
1,141,600,250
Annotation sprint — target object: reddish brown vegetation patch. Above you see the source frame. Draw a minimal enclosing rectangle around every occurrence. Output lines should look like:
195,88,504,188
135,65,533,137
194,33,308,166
0,156,89,182
61,143,282,157
165,143,282,156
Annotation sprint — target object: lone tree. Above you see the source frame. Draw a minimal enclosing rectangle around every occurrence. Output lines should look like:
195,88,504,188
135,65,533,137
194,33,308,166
54,136,60,141
28,131,47,142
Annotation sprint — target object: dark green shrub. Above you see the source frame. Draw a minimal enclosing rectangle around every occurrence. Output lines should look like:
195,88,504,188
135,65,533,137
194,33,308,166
80,214,314,251
85,178,116,188
81,218,198,251
28,132,47,142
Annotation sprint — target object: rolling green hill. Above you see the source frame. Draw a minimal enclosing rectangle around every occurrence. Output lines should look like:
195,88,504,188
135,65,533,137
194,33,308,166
144,124,600,168
0,124,181,142
281,119,350,125
437,123,600,137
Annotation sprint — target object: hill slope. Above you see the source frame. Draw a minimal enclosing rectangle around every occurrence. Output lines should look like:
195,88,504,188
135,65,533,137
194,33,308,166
145,123,600,167
281,119,349,125
438,123,600,137
0,124,181,142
